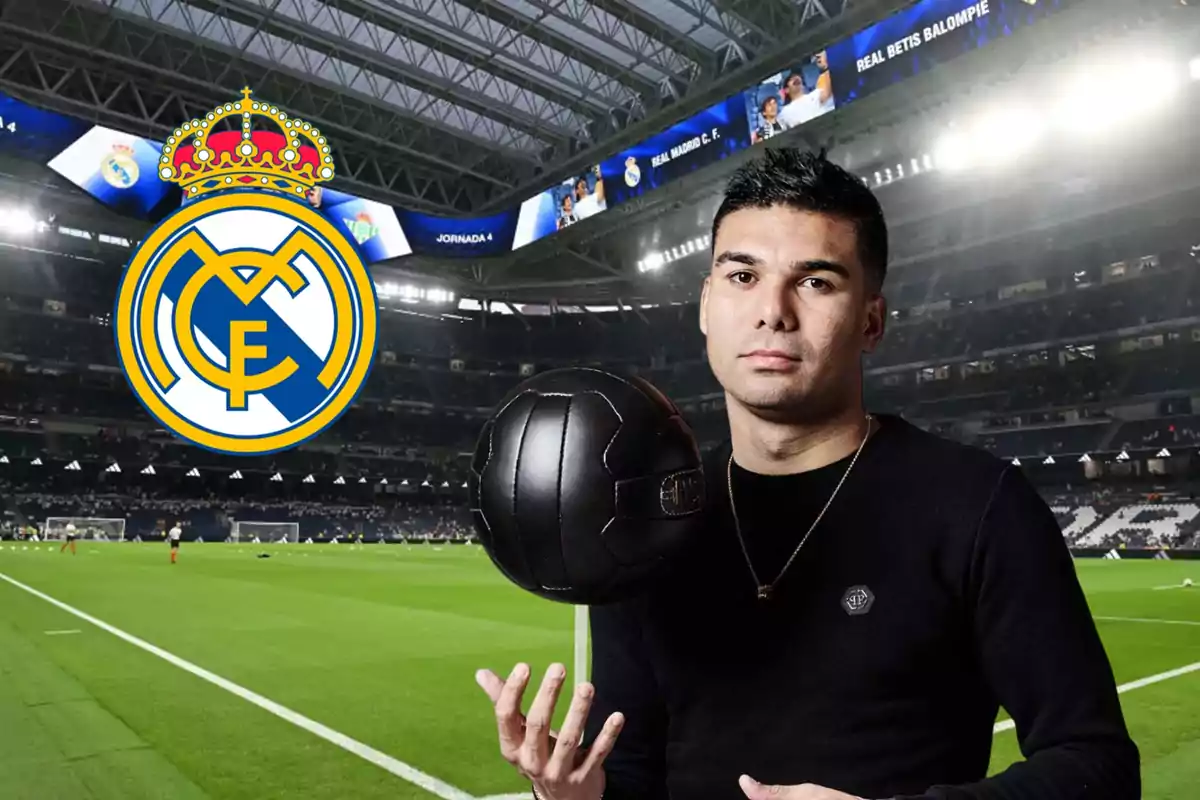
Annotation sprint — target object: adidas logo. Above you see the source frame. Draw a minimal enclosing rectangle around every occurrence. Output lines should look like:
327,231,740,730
142,464,157,475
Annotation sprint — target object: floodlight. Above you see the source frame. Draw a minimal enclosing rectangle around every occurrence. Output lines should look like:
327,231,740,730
933,132,971,172
0,208,37,236
972,106,1043,166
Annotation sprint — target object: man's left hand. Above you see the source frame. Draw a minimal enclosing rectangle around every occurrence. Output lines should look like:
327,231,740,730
739,774,863,799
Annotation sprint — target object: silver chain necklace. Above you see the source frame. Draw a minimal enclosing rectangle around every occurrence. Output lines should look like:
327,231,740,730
726,414,874,601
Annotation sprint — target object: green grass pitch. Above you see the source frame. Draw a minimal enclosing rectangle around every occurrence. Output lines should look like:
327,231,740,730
0,543,1197,799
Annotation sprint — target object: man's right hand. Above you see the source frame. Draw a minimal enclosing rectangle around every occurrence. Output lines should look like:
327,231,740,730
476,662,625,800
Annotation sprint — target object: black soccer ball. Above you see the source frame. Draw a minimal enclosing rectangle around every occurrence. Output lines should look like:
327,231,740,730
469,367,706,605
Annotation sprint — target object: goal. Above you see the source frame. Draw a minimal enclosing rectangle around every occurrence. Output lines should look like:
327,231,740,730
231,520,299,544
43,517,126,542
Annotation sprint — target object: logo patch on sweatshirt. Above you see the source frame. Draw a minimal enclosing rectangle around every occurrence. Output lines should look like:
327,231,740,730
841,585,874,616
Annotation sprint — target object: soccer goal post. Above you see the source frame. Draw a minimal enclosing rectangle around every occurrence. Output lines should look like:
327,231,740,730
43,517,126,542
230,520,300,544
574,605,590,686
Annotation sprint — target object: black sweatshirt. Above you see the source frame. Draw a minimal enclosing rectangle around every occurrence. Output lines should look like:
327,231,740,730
582,414,1139,799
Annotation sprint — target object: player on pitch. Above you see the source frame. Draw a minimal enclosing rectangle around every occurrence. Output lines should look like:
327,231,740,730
59,522,77,556
169,521,183,564
475,149,1138,799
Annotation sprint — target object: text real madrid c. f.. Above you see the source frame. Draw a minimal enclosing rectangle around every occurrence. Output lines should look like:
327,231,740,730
651,127,722,169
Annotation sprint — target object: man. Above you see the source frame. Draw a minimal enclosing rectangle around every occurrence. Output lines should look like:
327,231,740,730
753,95,784,143
60,522,77,555
778,68,830,131
557,194,578,230
168,521,182,564
475,148,1138,799
571,165,607,221
813,51,834,113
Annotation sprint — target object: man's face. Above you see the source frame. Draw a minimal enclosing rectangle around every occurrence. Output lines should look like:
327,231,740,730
699,206,885,421
562,196,573,214
785,75,804,100
762,97,778,120
575,179,587,199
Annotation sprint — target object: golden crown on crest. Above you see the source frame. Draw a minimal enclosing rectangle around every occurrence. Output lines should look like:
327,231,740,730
158,88,335,200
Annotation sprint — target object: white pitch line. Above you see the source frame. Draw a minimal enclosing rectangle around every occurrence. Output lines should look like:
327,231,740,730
993,660,1200,734
29,569,1193,799
1095,616,1200,627
0,571,476,800
44,629,81,636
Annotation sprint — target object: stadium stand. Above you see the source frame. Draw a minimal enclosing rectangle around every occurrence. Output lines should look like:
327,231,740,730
2,229,1200,551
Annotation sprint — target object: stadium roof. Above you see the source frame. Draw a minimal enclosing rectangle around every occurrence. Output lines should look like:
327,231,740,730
0,0,910,214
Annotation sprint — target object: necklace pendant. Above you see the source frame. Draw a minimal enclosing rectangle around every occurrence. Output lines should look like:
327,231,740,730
756,585,772,601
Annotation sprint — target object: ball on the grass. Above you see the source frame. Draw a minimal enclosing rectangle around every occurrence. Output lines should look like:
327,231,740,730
469,367,706,605
1184,578,1194,588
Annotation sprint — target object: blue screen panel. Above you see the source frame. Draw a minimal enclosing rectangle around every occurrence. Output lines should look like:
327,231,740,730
394,208,519,257
320,193,412,262
828,0,1073,107
47,125,174,218
512,166,606,250
744,53,837,146
600,96,750,207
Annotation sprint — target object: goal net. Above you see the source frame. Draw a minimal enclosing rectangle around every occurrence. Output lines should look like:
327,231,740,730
231,520,299,544
43,517,126,542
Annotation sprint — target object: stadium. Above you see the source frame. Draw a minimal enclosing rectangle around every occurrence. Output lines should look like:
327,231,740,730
0,0,1198,797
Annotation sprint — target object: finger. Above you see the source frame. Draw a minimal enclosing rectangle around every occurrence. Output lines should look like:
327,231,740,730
545,681,594,779
520,663,566,774
572,710,624,779
739,775,798,798
478,667,561,737
493,663,530,762
475,668,506,704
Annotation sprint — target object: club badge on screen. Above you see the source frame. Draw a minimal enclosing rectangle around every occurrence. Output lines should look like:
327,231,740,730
101,143,140,188
113,88,377,456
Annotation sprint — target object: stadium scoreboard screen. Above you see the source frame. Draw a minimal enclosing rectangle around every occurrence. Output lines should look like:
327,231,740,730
0,0,1072,262
827,0,1068,104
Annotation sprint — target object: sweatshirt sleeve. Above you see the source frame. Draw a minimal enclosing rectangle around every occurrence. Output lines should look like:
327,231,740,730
904,465,1140,800
582,599,670,800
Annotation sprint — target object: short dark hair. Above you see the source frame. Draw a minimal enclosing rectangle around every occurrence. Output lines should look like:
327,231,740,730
712,148,889,290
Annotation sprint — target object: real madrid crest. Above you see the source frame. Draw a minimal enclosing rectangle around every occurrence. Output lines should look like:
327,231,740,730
113,88,377,455
623,156,641,189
